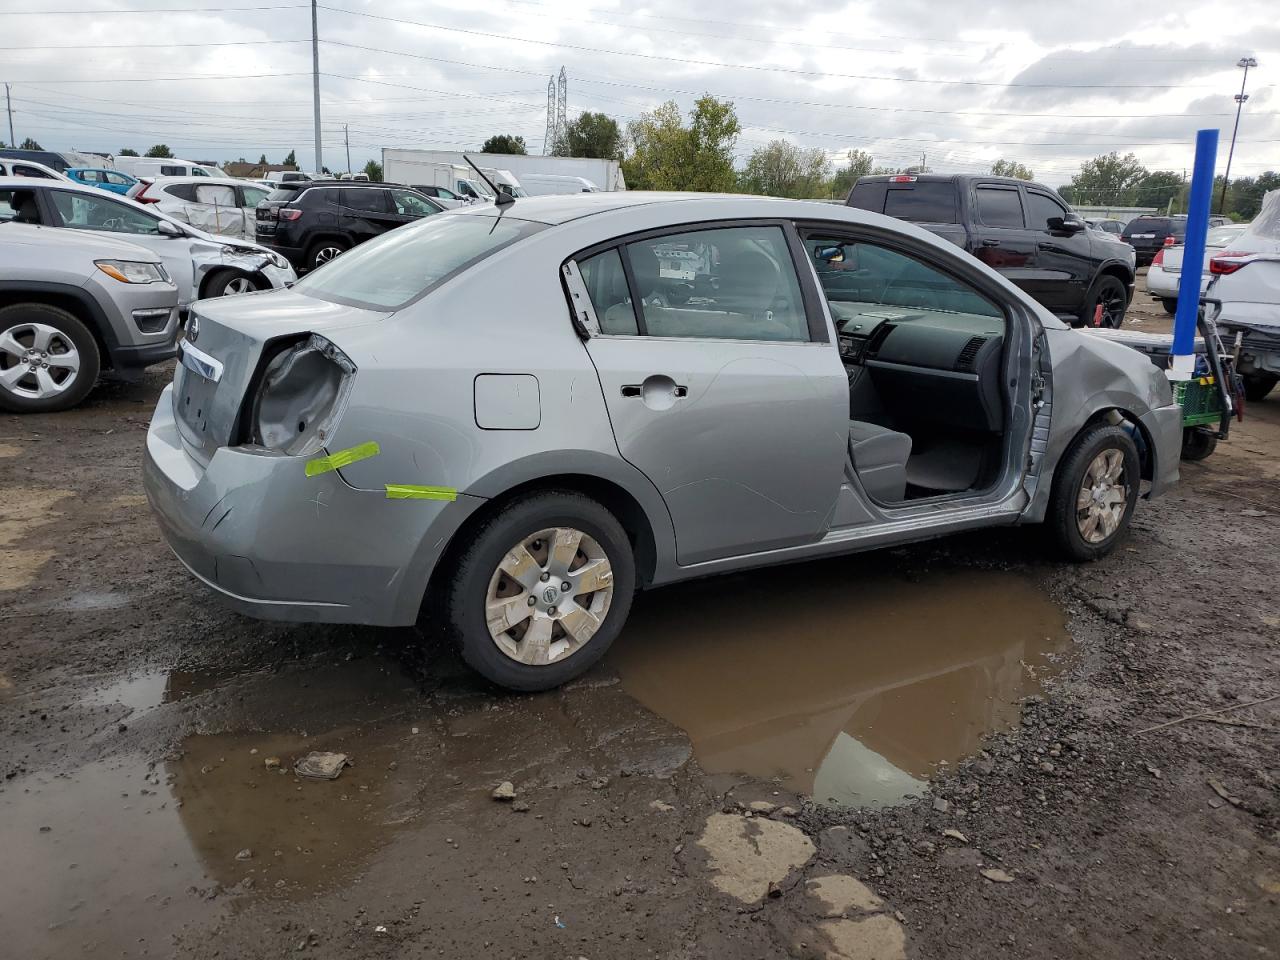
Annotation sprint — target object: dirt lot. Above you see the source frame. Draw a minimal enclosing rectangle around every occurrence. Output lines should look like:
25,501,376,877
2,296,1278,958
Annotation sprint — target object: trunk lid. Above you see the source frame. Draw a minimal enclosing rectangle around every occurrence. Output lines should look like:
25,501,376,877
172,290,388,465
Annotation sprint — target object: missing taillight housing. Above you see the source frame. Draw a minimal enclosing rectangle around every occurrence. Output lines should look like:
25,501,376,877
249,334,356,456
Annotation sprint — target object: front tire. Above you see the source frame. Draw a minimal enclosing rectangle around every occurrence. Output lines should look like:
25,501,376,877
204,270,260,298
443,491,636,692
0,303,101,413
1243,373,1277,402
1081,275,1129,329
1048,423,1141,561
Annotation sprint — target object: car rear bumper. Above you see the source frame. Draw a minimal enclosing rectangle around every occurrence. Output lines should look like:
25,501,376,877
143,384,484,625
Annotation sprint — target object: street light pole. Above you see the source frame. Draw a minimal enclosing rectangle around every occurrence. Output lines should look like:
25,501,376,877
1219,56,1257,215
5,83,14,149
344,123,351,177
311,0,322,174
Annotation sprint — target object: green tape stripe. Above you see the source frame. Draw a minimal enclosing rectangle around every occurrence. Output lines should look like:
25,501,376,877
385,484,458,501
305,441,380,478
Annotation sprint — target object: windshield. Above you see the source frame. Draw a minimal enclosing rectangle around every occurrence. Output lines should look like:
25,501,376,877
292,215,542,310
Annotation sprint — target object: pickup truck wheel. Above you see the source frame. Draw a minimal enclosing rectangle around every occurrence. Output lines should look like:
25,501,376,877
1160,298,1177,315
1180,426,1218,461
1048,423,1141,561
444,491,636,692
1243,373,1277,402
0,303,101,413
1082,276,1128,329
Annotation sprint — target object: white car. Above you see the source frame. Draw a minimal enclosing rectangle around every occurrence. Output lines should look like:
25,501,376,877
0,177,295,310
1210,191,1280,401
0,157,69,181
1146,224,1247,313
127,177,272,242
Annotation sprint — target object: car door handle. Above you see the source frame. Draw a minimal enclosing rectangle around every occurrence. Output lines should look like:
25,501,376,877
981,239,1001,247
1037,242,1054,250
621,379,688,399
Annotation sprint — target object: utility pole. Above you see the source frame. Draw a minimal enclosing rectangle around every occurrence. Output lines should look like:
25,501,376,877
1219,56,1257,215
311,0,322,174
4,83,14,150
344,123,350,177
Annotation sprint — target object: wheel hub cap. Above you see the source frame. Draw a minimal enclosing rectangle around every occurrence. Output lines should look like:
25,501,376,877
485,526,615,667
1076,449,1128,544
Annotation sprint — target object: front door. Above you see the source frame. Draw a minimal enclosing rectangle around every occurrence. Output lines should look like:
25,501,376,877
573,223,849,566
338,187,398,245
1022,188,1094,314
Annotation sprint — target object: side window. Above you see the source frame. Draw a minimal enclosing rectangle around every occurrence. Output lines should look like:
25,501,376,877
14,164,56,179
195,183,236,206
242,186,269,206
1026,191,1068,230
806,235,1003,323
161,165,185,177
163,183,199,202
49,190,160,235
105,172,132,186
341,188,387,213
389,189,439,217
975,187,1025,229
623,225,809,341
190,167,209,177
577,248,637,335
78,170,101,183
0,188,37,222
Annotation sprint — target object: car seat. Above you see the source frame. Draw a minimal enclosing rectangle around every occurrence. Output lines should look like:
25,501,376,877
847,421,912,503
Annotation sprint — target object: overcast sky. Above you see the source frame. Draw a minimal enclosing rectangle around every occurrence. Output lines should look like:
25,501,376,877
1,0,1276,187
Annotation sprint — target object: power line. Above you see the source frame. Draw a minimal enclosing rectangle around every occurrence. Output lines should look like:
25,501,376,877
0,4,307,12
0,39,307,50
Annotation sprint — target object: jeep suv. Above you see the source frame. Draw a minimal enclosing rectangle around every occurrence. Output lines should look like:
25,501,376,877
254,181,444,271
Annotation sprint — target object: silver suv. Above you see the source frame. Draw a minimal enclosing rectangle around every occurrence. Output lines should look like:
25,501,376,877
0,222,179,411
144,193,1182,691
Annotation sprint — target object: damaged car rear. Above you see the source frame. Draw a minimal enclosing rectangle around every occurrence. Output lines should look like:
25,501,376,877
145,194,1182,692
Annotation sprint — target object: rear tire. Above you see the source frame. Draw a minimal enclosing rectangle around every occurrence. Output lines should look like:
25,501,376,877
1047,423,1141,561
1243,373,1277,402
306,239,348,272
0,303,101,413
1160,298,1177,315
1081,275,1129,329
442,491,636,692
1180,427,1218,461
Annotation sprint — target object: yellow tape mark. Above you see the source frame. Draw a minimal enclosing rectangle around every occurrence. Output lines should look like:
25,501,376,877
385,484,458,502
305,441,380,478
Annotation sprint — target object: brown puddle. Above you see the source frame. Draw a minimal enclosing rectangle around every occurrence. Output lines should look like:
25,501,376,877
610,564,1069,808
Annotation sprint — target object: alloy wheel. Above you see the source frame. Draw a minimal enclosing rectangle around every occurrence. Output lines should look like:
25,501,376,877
1076,449,1128,544
1096,285,1126,329
224,276,255,295
314,246,343,265
485,527,615,666
0,322,82,400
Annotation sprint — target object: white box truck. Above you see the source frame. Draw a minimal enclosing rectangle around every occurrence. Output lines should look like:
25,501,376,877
383,149,625,193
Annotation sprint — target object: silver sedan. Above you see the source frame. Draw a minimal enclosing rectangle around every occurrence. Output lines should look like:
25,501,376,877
144,193,1182,690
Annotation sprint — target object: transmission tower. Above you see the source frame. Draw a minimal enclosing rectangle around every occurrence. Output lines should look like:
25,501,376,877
555,67,568,153
543,75,556,156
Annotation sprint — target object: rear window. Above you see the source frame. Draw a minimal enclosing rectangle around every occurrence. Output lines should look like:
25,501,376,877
879,183,958,223
267,186,303,202
292,215,544,310
1124,217,1184,236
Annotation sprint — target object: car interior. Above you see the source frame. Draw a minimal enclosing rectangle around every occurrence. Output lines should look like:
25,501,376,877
805,234,1008,505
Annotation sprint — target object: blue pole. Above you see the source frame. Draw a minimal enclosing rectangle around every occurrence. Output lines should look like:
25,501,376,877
1170,128,1219,377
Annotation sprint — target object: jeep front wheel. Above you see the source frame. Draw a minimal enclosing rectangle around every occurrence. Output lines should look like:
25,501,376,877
0,303,101,413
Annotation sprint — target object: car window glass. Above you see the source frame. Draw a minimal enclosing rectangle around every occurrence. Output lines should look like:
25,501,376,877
242,186,269,206
341,188,387,213
78,170,101,182
975,187,1024,228
14,163,56,179
292,215,541,310
1026,192,1067,230
622,225,808,342
191,168,209,177
0,188,37,222
807,235,1003,326
880,183,957,223
105,172,131,186
437,187,459,200
390,189,439,216
194,183,236,205
50,190,160,235
578,248,637,335
163,183,199,201
267,187,302,202
160,165,185,177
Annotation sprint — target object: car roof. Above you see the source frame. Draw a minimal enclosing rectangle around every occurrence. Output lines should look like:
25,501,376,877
441,191,867,226
148,175,262,187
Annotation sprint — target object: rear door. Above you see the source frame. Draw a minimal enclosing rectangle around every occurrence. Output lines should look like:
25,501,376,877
1022,187,1093,314
338,187,398,245
970,183,1037,292
192,182,243,238
571,222,849,566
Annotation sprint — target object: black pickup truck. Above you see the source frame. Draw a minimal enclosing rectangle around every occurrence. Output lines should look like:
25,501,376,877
847,174,1137,328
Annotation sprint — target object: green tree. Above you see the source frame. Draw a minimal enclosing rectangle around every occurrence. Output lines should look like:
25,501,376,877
19,137,42,150
144,144,173,158
363,160,383,182
624,96,740,193
480,134,527,155
560,112,621,159
991,159,1034,180
118,147,139,157
283,149,297,168
259,154,268,165
828,149,875,198
1067,152,1147,206
741,140,831,198
1130,170,1183,211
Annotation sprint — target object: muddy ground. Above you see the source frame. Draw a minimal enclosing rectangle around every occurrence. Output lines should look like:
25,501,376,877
2,289,1278,959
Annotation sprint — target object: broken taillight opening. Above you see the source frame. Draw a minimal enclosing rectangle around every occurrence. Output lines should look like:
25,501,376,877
889,175,917,183
1209,252,1253,275
249,334,356,456
277,209,303,221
